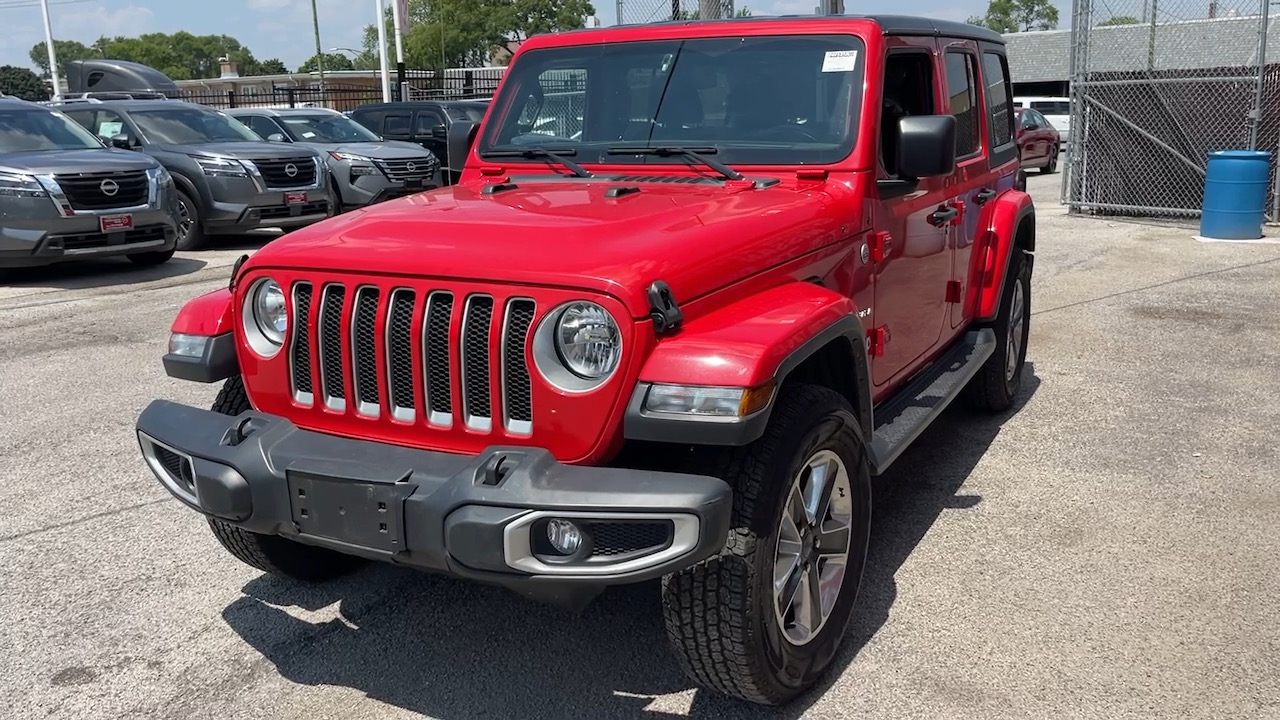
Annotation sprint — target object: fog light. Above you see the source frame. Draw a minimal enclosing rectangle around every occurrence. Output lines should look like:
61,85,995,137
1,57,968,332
546,519,583,555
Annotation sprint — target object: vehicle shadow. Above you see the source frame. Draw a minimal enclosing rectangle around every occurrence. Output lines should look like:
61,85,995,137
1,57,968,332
4,255,207,290
220,365,1041,719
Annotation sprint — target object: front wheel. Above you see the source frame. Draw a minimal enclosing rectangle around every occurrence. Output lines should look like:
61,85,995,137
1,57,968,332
662,384,873,705
173,188,207,251
205,375,365,582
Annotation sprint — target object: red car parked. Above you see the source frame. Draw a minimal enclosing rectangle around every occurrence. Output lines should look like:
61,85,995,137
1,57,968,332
137,14,1035,706
1016,106,1061,173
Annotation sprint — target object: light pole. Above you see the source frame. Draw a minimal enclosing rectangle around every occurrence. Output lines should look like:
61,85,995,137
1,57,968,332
375,0,391,102
39,0,60,96
310,0,327,104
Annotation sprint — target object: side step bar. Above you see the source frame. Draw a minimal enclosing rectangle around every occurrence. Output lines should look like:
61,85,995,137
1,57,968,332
867,328,997,475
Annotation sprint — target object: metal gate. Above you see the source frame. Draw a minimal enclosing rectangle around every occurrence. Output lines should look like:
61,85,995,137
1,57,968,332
1064,0,1279,219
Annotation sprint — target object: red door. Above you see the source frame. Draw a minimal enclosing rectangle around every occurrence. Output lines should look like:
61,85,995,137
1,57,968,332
941,41,987,331
871,38,953,388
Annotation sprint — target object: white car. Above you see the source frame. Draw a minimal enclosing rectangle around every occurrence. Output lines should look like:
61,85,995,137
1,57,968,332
1013,96,1071,144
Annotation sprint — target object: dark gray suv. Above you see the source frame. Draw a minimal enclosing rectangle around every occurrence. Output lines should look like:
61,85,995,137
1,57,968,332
225,107,441,211
53,99,332,250
0,97,178,275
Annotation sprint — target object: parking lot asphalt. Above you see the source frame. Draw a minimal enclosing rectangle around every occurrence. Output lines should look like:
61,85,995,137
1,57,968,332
2,174,1279,720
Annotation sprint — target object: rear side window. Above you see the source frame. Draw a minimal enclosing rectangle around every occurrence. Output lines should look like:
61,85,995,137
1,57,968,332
382,113,411,137
1031,100,1071,115
981,51,1015,150
944,51,981,158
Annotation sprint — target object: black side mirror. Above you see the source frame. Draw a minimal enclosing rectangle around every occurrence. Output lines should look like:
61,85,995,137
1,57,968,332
897,115,956,179
266,133,288,143
109,133,133,150
446,120,480,175
431,125,447,141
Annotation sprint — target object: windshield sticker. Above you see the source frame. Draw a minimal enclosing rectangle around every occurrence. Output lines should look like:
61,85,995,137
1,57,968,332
301,131,317,139
821,50,858,73
98,121,123,137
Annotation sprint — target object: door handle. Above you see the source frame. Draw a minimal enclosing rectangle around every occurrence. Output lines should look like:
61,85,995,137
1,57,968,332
974,188,996,205
928,205,958,227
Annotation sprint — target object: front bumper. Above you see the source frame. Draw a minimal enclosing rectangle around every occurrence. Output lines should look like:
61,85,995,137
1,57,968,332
0,210,177,268
337,169,440,208
136,400,732,604
203,190,332,233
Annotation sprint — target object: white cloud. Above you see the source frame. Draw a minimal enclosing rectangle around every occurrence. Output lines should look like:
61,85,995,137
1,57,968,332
54,3,156,42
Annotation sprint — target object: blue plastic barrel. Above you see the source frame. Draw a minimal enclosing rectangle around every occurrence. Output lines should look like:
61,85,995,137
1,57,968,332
1200,150,1272,240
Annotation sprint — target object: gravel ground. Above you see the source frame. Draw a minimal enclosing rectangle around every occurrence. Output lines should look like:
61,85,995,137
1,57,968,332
2,174,1278,720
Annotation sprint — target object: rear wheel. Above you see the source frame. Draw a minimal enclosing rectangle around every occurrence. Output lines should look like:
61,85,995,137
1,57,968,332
205,375,365,582
1041,145,1059,174
965,247,1031,412
173,189,207,251
662,384,873,705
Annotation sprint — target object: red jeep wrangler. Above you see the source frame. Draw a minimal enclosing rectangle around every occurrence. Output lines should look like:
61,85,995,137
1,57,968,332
137,15,1033,705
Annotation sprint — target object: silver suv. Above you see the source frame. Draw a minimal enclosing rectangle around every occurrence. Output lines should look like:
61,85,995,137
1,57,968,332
0,97,178,276
53,99,333,250
225,107,441,211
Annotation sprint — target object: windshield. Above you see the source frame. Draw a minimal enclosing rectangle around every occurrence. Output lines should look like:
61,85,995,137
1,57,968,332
278,114,382,143
0,108,105,153
130,106,262,144
479,34,865,166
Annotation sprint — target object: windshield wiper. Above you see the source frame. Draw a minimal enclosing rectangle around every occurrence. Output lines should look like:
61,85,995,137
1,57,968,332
605,146,744,181
478,147,593,178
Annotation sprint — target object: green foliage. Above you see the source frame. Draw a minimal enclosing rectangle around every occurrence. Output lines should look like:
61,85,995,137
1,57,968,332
359,0,596,71
29,32,273,81
297,53,355,73
1098,15,1141,26
967,0,1059,32
0,65,49,101
675,5,753,19
258,58,290,74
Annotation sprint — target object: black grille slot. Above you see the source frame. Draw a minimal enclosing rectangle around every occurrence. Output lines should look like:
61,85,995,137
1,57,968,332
387,290,416,413
56,224,167,250
424,293,453,418
291,283,313,396
375,156,440,182
153,446,194,489
352,287,381,410
54,170,149,209
259,201,327,219
502,299,536,428
462,295,494,424
588,522,672,557
251,157,317,188
319,284,347,404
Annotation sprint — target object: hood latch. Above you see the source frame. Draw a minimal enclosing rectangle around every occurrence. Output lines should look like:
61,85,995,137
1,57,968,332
647,280,683,334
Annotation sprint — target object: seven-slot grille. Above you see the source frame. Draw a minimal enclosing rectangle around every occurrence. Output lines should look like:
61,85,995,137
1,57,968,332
374,157,439,183
53,170,149,210
290,281,536,434
250,157,317,188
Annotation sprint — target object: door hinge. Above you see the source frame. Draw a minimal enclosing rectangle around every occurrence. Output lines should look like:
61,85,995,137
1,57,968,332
946,280,963,304
869,231,892,263
868,325,889,357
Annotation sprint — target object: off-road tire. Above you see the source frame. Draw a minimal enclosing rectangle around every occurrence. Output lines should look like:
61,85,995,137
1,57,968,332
174,188,207,251
661,384,873,705
205,375,365,582
126,248,176,266
965,247,1032,412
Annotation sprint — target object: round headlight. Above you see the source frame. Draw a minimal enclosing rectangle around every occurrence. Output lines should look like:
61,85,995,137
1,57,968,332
554,302,621,379
252,279,288,345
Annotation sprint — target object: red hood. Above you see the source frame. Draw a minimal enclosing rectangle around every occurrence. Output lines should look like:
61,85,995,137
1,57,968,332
247,177,851,317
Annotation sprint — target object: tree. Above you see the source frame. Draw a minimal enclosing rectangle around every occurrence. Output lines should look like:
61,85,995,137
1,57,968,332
967,0,1059,32
297,53,354,74
1098,15,1141,26
360,0,595,71
28,39,97,78
257,58,289,74
29,32,268,81
0,65,49,100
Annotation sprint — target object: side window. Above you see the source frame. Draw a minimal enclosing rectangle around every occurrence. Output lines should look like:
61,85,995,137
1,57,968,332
414,109,446,134
981,51,1014,150
382,113,411,138
243,116,280,139
514,68,587,142
879,51,936,178
62,110,97,134
944,50,981,159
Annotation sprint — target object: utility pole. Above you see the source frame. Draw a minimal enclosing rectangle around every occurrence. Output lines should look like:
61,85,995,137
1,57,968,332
310,0,327,104
375,0,392,102
39,0,60,96
391,0,406,101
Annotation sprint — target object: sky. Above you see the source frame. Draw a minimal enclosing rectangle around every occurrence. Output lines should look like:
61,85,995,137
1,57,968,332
0,0,989,74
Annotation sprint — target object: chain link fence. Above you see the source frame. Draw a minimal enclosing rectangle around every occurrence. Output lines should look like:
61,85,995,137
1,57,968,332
1064,0,1280,219
616,0,737,24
